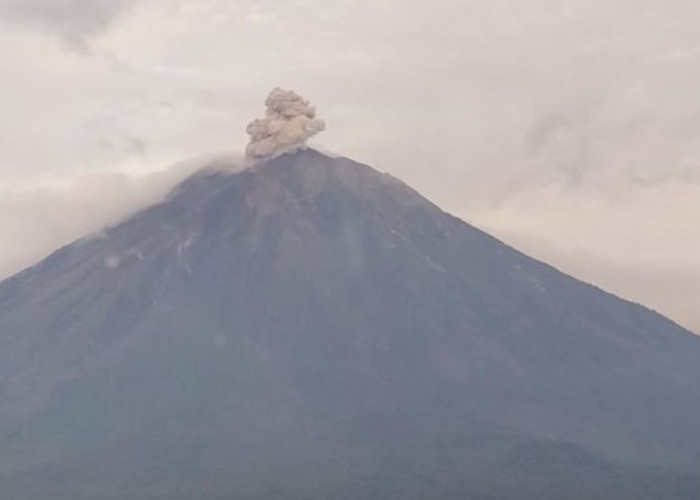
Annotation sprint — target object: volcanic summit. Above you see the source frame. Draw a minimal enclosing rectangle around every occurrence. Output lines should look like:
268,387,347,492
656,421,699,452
0,92,700,499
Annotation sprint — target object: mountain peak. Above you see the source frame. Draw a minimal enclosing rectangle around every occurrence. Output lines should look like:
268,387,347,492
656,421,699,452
246,149,376,215
250,149,399,195
165,148,432,234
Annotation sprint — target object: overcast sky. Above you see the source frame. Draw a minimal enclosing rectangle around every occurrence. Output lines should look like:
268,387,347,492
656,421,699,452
0,0,699,332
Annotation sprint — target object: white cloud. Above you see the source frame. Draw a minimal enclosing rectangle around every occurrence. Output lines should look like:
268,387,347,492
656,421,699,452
0,157,218,279
472,180,700,333
0,0,699,329
0,0,141,51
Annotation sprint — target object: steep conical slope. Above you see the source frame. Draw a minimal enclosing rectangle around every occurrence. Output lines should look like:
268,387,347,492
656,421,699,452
1,149,700,499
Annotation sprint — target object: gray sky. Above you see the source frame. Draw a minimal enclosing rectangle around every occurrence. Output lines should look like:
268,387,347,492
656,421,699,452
0,0,699,332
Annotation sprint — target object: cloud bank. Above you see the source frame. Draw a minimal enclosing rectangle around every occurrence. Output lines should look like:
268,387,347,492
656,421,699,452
0,0,138,50
0,156,235,280
245,88,326,161
472,180,700,334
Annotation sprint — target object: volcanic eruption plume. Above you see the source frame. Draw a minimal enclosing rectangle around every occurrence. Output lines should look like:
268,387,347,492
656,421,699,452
245,88,326,160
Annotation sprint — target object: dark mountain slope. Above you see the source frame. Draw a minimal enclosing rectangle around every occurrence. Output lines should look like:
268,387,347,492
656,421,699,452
1,149,699,499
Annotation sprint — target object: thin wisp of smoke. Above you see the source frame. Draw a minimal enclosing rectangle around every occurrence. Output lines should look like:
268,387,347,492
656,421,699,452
245,88,325,160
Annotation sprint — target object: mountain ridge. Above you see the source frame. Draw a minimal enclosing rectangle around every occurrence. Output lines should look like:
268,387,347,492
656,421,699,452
1,149,699,499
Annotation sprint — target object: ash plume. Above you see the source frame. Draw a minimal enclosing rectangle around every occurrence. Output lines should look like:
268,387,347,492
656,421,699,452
245,88,326,160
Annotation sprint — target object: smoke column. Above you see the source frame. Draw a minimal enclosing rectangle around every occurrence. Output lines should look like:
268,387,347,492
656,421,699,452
245,88,326,160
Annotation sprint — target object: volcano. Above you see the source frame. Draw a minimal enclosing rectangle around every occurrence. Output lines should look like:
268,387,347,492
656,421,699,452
1,149,700,499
